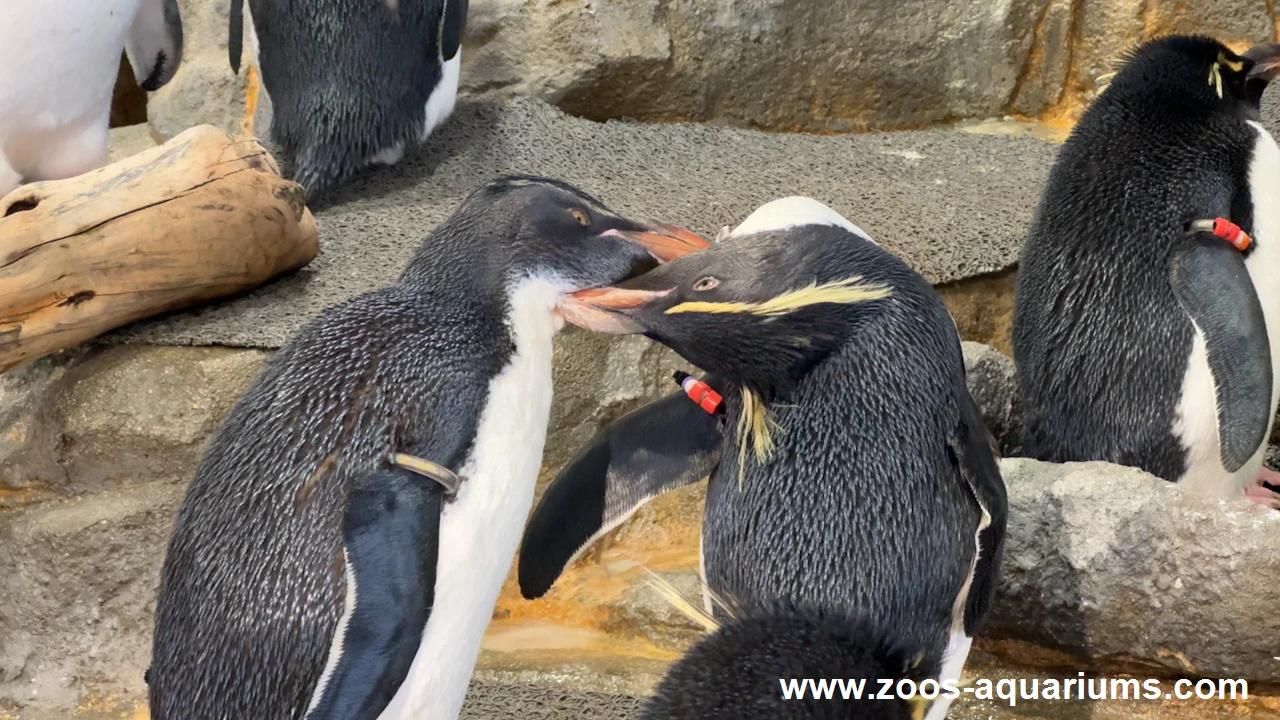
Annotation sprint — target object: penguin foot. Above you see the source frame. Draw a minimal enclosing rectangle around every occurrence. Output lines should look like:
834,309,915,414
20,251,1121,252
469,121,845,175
1256,465,1280,485
1244,482,1280,510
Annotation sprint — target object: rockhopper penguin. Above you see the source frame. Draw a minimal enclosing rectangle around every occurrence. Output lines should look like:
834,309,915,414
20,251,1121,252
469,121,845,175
518,197,1007,720
0,0,183,196
147,176,708,720
227,0,467,202
1013,36,1280,507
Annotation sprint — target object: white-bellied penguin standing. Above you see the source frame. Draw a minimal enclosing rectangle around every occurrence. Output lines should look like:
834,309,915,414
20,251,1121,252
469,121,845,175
1014,35,1280,508
146,176,709,720
0,0,183,196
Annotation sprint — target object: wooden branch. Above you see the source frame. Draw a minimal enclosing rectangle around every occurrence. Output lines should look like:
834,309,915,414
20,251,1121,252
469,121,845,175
0,125,318,373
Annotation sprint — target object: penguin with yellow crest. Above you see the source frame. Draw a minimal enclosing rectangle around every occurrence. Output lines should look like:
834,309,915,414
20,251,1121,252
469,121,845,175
519,197,1007,720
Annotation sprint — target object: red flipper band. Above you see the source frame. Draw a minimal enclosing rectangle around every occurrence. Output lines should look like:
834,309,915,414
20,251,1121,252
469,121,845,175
1211,217,1252,251
673,371,723,415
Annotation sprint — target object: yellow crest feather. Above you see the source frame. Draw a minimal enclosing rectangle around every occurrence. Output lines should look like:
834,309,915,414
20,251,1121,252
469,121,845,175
736,388,780,490
665,276,891,317
1209,62,1224,98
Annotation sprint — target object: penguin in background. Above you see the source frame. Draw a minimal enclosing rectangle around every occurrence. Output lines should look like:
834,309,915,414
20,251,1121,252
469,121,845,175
147,176,708,720
1013,36,1280,507
519,197,1007,720
0,0,183,197
228,0,467,203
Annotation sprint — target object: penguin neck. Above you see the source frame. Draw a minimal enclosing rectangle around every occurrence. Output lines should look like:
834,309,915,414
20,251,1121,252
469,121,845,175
397,239,569,338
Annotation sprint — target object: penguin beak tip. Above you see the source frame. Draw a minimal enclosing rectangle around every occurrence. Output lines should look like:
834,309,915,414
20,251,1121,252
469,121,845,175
1245,42,1280,81
557,287,672,334
605,225,710,262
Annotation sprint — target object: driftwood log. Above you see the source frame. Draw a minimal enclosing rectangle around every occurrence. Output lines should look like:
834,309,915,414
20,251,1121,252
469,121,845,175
0,125,318,373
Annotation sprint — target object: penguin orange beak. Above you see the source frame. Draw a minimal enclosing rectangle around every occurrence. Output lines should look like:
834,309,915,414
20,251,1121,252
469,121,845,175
605,224,710,262
1245,43,1280,81
557,287,672,334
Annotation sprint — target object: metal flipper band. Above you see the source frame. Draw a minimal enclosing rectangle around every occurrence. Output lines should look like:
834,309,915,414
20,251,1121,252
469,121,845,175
391,453,461,495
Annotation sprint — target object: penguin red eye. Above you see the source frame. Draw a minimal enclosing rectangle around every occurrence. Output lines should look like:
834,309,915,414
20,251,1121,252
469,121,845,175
693,277,720,292
568,209,591,226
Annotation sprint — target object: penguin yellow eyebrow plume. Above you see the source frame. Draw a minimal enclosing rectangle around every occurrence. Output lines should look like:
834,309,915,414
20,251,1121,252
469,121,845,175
665,276,892,316
1209,62,1224,99
736,387,780,489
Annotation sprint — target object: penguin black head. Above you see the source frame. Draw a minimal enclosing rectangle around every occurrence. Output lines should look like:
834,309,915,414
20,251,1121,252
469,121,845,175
555,197,894,396
1105,35,1280,120
404,175,710,292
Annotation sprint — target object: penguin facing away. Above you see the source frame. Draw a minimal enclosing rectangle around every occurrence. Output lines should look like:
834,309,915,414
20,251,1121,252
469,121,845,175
228,0,467,203
1013,36,1280,507
147,176,708,720
0,0,183,196
519,197,1007,720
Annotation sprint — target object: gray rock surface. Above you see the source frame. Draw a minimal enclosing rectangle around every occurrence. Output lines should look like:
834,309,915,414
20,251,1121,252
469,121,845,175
146,0,1280,137
115,97,1053,349
0,482,183,714
989,458,1280,682
466,0,1046,132
962,341,1023,457
0,346,269,497
146,0,254,141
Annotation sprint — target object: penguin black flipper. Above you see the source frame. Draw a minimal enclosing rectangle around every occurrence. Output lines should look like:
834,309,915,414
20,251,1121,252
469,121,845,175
1168,230,1273,473
518,376,725,599
228,0,244,74
304,465,445,720
441,0,468,62
950,392,1008,634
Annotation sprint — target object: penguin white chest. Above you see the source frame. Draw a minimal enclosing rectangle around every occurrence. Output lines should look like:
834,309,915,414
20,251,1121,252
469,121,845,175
377,278,563,720
0,0,140,189
1176,122,1280,496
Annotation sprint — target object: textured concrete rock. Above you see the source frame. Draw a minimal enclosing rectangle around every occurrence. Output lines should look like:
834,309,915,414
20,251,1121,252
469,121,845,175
962,341,1023,457
1060,0,1277,117
939,269,1018,355
0,351,85,501
990,458,1280,682
105,124,159,164
0,346,269,498
0,482,183,715
146,0,255,141
466,0,1045,132
113,98,1052,349
139,0,1280,138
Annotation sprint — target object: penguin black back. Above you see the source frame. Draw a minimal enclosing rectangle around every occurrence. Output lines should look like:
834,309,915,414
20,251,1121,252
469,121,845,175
1014,35,1278,480
236,0,466,202
641,606,933,720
